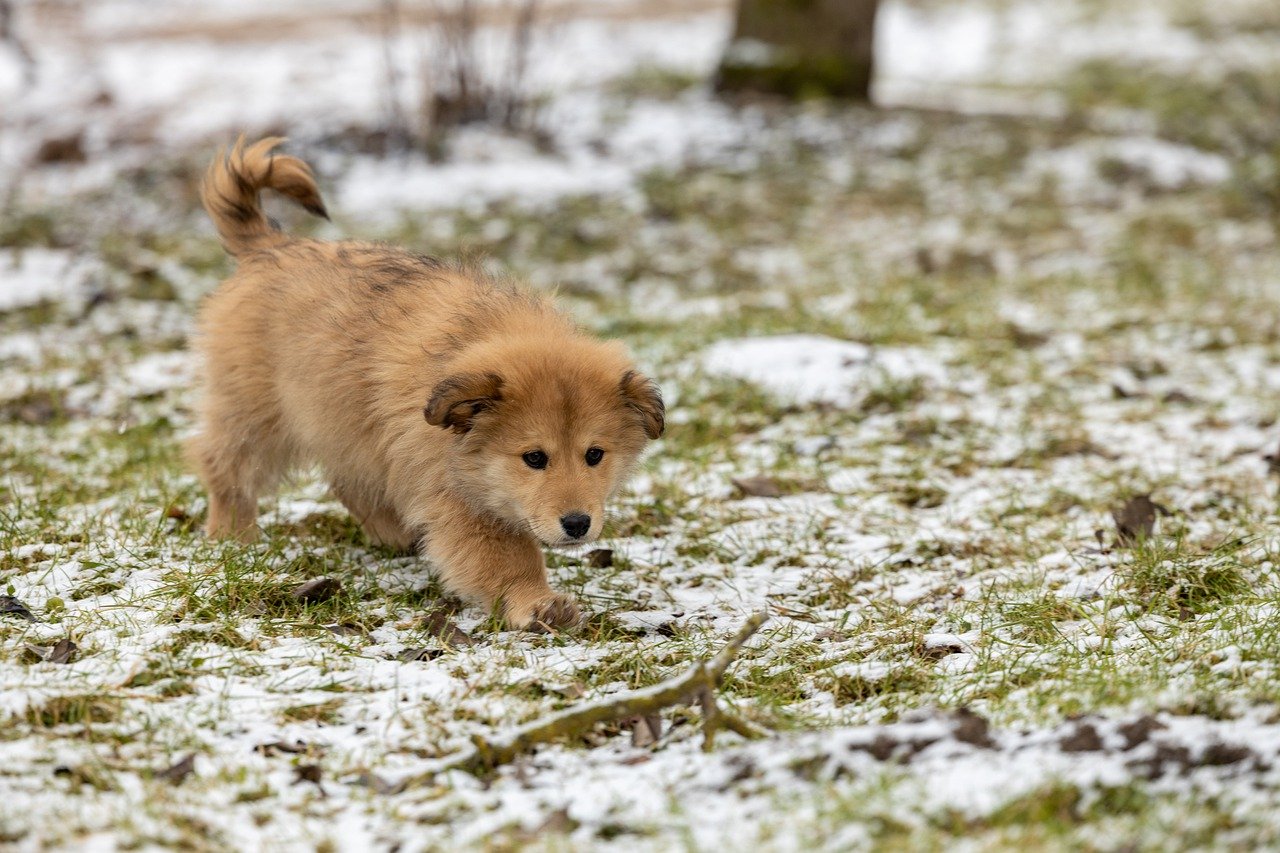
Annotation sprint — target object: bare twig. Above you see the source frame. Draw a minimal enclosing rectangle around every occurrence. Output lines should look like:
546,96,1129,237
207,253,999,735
391,612,769,790
379,0,412,150
422,0,542,142
501,0,538,128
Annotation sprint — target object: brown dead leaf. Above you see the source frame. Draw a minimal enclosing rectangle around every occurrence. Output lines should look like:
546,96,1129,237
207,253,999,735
1,595,36,622
398,647,443,662
323,622,367,638
156,753,196,785
34,133,86,164
293,764,324,790
585,548,614,568
25,638,77,664
1112,495,1172,547
292,577,341,603
254,740,314,756
731,476,784,498
419,609,475,647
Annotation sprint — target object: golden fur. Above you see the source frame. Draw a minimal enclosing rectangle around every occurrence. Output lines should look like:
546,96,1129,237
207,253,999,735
188,137,663,630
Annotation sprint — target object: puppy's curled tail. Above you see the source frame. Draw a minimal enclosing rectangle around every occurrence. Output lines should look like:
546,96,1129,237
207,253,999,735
201,136,329,256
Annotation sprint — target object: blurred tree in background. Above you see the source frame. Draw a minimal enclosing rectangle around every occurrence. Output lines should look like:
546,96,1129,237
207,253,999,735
716,0,880,101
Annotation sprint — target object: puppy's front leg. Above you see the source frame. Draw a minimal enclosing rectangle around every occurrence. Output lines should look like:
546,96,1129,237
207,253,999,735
422,497,581,631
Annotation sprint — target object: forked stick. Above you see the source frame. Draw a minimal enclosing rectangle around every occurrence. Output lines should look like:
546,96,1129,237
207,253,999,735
388,612,769,790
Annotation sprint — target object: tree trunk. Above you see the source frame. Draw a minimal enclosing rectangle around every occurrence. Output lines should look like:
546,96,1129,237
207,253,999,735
716,0,880,102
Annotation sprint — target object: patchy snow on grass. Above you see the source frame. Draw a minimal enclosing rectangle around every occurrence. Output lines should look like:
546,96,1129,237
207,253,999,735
0,249,96,313
1029,136,1233,200
699,334,949,407
121,351,194,398
4,0,1280,849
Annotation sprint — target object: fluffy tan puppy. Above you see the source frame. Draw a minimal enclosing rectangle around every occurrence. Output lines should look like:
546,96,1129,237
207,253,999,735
188,137,663,630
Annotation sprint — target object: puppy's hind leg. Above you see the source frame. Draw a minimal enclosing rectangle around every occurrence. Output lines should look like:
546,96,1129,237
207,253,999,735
331,481,419,552
187,414,292,543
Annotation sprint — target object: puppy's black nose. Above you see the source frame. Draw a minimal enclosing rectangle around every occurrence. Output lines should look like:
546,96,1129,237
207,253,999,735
560,513,591,539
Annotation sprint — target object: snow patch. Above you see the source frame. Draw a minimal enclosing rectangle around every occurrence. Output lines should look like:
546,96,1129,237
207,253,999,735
700,334,948,407
1031,137,1232,198
0,250,95,313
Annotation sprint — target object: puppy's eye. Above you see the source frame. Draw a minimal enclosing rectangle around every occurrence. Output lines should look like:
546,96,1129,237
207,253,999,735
585,447,605,466
522,450,548,469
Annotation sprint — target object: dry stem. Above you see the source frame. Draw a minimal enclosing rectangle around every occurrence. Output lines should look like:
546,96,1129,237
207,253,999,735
392,612,769,790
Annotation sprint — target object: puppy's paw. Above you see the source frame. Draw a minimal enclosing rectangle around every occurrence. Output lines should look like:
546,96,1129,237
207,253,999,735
512,593,582,633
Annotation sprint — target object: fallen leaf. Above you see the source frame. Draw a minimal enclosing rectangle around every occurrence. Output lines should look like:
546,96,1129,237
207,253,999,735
1112,495,1172,547
731,476,784,498
254,740,313,756
293,764,324,788
156,753,196,785
585,548,614,568
419,609,475,647
1008,324,1050,349
323,622,367,638
916,637,962,655
34,133,86,164
292,577,341,604
398,647,443,662
0,595,36,622
25,638,77,664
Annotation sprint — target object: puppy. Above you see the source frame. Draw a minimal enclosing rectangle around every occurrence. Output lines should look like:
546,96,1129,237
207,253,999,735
187,137,663,630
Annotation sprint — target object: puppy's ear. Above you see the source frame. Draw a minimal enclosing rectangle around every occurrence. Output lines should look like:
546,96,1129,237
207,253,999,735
425,372,504,434
620,370,664,439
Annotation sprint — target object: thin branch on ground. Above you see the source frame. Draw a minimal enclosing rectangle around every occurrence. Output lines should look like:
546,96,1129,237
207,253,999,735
391,612,769,790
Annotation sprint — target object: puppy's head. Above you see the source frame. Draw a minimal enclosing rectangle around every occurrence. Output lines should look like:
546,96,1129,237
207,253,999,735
425,337,663,546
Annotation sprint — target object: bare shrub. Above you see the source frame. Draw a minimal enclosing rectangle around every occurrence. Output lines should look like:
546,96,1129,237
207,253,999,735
378,0,545,155
426,0,541,131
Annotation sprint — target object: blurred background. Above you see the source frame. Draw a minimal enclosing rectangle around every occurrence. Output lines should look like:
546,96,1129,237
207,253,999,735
4,0,1275,296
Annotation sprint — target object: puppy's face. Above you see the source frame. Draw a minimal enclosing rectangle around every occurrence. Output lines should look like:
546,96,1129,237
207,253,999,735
425,345,663,546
